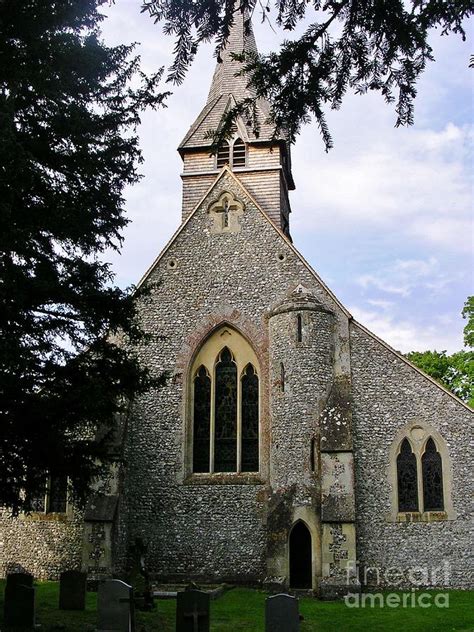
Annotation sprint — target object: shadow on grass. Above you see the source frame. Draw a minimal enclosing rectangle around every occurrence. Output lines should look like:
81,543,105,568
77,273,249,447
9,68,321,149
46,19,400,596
1,581,473,632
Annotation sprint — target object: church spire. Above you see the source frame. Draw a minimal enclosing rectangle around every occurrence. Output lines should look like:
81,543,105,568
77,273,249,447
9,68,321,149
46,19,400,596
178,6,295,238
206,9,258,104
179,7,283,151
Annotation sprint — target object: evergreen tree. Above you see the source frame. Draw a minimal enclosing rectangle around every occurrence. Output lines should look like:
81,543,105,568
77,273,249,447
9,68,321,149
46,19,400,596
143,0,472,149
0,0,168,514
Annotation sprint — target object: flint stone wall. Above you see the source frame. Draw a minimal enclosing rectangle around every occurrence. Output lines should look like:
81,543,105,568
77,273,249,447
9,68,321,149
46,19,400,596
0,510,84,580
115,170,346,580
350,323,474,589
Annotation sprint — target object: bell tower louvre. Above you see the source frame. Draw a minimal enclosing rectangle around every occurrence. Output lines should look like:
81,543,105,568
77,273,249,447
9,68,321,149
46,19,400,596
178,8,295,238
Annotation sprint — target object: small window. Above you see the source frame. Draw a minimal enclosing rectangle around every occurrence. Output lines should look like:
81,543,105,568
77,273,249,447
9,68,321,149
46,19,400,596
232,138,246,167
310,438,316,472
422,438,444,511
280,362,285,392
27,472,68,514
396,438,418,512
297,314,303,343
216,141,230,168
214,347,238,473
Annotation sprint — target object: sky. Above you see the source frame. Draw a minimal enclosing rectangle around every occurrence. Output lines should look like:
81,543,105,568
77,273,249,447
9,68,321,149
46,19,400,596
100,2,473,354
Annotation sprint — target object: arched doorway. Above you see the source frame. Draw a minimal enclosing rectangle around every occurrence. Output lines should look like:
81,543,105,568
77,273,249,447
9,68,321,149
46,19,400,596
289,521,312,589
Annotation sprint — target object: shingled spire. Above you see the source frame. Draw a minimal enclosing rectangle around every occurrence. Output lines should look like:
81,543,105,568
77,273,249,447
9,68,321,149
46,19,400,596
179,8,287,150
207,9,258,103
179,6,295,238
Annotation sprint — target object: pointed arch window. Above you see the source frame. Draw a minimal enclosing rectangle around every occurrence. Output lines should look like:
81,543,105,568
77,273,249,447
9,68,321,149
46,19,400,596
215,138,246,169
216,141,230,168
214,347,238,472
241,364,259,472
396,439,418,512
232,137,246,167
392,429,449,518
193,367,211,473
190,327,260,475
422,438,444,511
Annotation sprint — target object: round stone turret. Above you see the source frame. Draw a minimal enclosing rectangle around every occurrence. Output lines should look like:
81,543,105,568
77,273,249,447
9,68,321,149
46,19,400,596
267,284,335,490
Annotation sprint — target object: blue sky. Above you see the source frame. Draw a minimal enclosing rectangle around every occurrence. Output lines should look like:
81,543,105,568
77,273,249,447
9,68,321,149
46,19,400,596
100,2,473,354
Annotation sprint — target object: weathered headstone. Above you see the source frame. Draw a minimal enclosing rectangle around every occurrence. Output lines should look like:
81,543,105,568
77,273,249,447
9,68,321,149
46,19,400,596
176,589,210,632
265,593,300,632
4,572,35,629
59,570,87,610
97,579,135,632
127,537,154,611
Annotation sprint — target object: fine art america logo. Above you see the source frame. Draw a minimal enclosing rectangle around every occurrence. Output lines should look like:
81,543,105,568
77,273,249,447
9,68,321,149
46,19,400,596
344,561,451,608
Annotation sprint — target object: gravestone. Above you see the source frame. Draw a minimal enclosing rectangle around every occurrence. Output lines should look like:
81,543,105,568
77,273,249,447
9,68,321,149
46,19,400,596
4,572,35,629
265,593,300,632
97,579,135,632
127,537,154,611
176,589,210,632
59,570,87,610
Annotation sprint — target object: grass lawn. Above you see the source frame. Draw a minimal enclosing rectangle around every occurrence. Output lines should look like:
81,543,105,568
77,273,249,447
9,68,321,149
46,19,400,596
1,581,473,631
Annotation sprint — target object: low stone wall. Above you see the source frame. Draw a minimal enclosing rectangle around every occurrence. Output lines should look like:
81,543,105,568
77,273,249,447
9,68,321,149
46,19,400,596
0,509,84,580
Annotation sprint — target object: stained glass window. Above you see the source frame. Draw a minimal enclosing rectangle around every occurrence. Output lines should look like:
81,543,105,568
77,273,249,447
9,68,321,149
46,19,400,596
241,364,259,472
28,476,47,512
49,473,68,513
232,138,246,167
214,348,237,472
193,366,211,473
397,438,418,512
422,438,444,511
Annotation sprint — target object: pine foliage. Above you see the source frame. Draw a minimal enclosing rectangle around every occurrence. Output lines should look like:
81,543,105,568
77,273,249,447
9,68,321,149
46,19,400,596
143,0,472,149
0,0,168,514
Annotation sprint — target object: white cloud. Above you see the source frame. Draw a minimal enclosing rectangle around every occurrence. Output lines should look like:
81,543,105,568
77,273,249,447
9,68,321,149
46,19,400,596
293,120,473,252
350,305,463,354
356,257,451,297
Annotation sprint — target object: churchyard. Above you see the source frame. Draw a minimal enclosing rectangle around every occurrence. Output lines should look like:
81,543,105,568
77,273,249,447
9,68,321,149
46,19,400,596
1,577,473,632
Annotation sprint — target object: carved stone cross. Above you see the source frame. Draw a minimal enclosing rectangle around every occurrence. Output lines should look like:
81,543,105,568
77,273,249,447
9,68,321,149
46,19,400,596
216,196,237,229
208,191,244,234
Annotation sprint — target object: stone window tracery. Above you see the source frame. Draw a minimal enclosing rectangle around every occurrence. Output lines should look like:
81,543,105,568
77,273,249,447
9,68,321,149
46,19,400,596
422,438,444,511
27,472,68,514
389,424,452,521
190,327,260,474
396,438,419,512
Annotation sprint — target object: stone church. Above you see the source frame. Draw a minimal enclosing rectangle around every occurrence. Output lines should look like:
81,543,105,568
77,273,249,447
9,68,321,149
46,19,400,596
1,11,472,598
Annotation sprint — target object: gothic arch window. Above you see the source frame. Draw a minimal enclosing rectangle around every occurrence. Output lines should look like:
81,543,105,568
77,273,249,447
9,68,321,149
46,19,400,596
190,326,260,474
192,367,211,473
422,438,444,511
216,141,230,168
396,438,419,512
389,424,453,520
215,138,246,169
232,137,246,167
